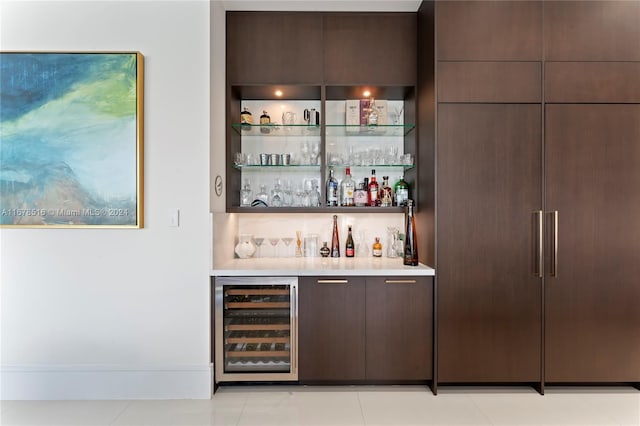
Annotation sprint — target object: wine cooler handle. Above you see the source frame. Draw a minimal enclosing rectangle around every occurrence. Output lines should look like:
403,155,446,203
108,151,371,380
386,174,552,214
551,210,558,277
292,285,297,373
316,279,348,284
384,279,417,284
534,210,543,278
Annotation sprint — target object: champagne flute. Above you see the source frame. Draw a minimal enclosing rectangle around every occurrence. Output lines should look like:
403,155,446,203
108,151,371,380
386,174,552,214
268,237,280,257
253,236,265,258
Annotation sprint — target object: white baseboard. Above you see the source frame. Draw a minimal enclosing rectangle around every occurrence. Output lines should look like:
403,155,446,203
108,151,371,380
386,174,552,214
0,364,213,400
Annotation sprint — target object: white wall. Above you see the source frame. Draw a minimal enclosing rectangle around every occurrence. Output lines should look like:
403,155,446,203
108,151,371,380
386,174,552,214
0,0,212,399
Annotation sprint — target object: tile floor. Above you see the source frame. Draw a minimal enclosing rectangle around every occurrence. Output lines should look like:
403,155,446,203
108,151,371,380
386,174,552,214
0,385,638,426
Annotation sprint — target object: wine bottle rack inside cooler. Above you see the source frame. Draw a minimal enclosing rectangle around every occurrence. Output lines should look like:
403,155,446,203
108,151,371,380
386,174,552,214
215,277,298,382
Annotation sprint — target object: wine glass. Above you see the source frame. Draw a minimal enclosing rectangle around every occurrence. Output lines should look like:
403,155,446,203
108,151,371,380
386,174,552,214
268,237,280,257
281,237,295,257
300,141,310,165
253,236,265,258
311,141,321,165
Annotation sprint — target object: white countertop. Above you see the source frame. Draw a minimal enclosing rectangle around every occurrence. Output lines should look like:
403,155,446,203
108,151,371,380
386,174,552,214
211,257,435,277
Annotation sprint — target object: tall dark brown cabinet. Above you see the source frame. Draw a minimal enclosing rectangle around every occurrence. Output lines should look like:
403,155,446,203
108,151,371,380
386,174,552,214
434,0,544,389
431,0,640,391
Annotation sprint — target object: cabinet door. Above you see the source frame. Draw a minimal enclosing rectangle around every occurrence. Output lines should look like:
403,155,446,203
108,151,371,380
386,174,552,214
544,1,640,61
545,105,640,382
365,277,432,381
298,276,366,381
323,13,417,85
226,12,323,84
437,104,542,382
436,1,542,60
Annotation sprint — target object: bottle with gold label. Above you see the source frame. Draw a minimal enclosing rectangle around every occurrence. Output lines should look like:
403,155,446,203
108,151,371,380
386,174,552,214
372,237,383,257
260,110,271,134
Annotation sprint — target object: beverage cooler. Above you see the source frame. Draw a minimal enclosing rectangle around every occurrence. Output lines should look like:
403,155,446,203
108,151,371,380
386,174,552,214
214,277,298,382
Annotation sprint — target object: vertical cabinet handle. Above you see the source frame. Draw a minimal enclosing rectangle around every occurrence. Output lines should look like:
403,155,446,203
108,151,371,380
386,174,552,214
551,211,558,277
534,210,543,278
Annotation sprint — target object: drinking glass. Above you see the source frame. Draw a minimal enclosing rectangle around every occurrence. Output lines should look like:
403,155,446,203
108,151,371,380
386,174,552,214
300,141,310,165
311,141,321,165
281,237,295,257
253,237,265,258
268,237,280,257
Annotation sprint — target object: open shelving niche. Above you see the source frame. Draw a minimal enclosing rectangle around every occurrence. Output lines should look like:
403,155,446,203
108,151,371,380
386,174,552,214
226,85,417,213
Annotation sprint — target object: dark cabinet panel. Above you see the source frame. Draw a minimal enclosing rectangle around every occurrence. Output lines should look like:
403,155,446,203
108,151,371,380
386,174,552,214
436,1,542,60
545,62,640,103
226,12,323,84
544,1,640,61
438,62,541,103
298,277,366,381
545,105,640,382
365,277,433,381
437,104,542,382
323,13,417,85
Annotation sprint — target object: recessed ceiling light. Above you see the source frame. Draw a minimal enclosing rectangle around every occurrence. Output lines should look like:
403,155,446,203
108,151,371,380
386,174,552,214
275,90,283,97
363,90,371,98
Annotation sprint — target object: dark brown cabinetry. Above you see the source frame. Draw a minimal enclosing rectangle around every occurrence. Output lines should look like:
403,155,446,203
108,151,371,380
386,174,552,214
545,105,640,382
323,13,417,85
437,104,542,383
436,0,542,60
432,0,640,390
365,277,432,381
298,277,366,381
299,276,433,383
544,0,640,61
226,12,323,84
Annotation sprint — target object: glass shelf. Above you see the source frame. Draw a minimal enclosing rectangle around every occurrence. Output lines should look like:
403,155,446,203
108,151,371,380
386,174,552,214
233,164,320,171
325,124,415,137
326,164,415,170
232,124,321,137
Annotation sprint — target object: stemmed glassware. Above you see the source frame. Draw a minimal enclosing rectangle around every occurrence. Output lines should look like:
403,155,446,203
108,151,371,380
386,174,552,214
300,142,310,165
311,141,321,165
268,237,280,257
253,236,265,258
281,237,295,257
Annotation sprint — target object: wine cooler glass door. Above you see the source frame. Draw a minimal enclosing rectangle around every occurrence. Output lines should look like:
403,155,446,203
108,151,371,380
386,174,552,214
215,276,298,382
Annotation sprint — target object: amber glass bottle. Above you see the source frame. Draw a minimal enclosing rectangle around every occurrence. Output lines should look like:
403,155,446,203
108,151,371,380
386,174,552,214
404,200,419,266
331,215,340,257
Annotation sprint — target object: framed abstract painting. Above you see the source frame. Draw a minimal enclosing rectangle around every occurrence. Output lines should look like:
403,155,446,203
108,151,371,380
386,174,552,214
0,51,144,228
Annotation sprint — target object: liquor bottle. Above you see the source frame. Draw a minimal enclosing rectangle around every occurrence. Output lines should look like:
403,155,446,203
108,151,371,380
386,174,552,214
320,242,331,257
256,185,269,205
368,170,380,206
240,179,253,207
326,167,339,206
240,107,253,125
345,225,355,257
394,175,409,207
404,200,419,266
260,110,271,134
368,98,378,126
354,182,368,207
340,167,356,207
331,215,340,257
372,237,383,257
380,176,393,207
363,177,370,206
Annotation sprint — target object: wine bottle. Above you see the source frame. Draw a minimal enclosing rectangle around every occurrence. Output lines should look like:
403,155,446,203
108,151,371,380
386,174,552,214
404,200,419,266
331,215,340,257
345,225,355,257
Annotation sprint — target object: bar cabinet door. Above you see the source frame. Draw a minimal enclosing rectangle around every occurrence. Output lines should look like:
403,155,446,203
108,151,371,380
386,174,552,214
298,276,366,382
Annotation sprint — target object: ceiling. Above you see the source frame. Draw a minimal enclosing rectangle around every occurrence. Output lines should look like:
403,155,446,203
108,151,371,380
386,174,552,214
221,0,423,12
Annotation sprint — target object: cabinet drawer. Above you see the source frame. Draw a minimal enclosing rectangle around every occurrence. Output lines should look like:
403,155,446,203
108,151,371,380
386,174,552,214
438,62,541,103
545,62,640,103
